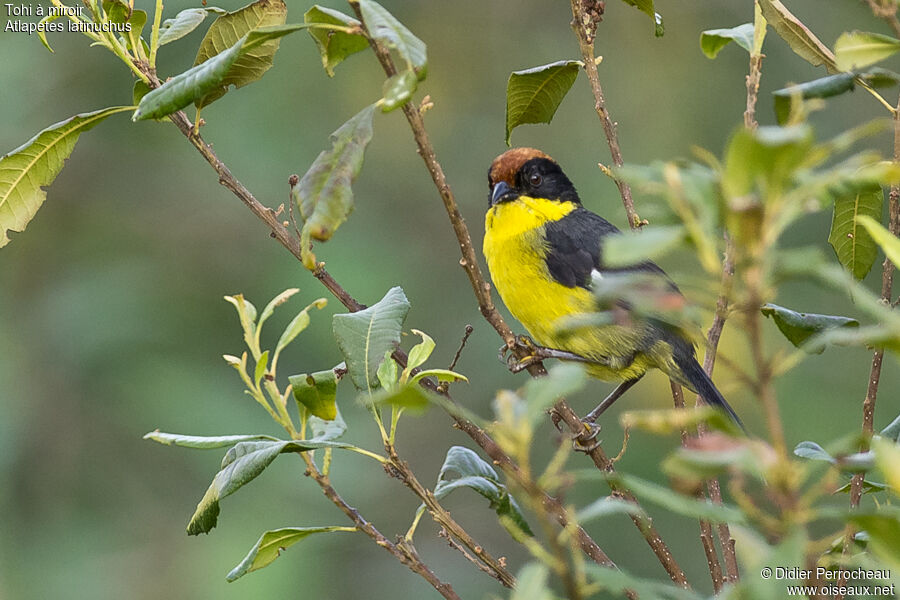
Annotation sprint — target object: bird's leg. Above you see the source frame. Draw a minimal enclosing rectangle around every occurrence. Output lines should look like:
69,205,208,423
500,335,611,374
582,375,644,424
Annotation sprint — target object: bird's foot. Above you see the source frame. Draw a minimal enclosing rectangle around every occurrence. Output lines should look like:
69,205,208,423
572,421,602,453
499,335,543,373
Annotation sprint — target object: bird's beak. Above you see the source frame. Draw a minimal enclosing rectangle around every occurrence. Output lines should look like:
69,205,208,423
490,181,517,206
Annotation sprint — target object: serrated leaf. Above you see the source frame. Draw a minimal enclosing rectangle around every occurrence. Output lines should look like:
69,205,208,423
601,225,685,267
358,0,426,76
505,60,580,146
290,368,338,420
835,30,900,72
332,286,410,391
292,104,376,242
158,8,212,46
187,439,349,534
192,0,288,108
700,23,754,58
757,0,838,72
275,298,327,355
304,5,367,77
828,184,882,280
761,303,859,353
226,526,354,581
857,214,900,268
143,432,279,448
793,440,835,463
433,446,533,536
0,107,132,248
773,73,856,125
381,69,417,112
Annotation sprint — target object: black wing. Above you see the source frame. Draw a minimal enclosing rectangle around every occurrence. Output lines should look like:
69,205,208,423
543,207,672,290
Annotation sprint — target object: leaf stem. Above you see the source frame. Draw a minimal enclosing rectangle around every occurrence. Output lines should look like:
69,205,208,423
148,0,163,68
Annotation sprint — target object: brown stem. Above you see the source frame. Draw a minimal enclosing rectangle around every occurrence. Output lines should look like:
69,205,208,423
568,0,640,230
837,95,900,595
384,447,517,588
300,453,460,600
349,1,689,586
863,0,900,37
744,54,763,130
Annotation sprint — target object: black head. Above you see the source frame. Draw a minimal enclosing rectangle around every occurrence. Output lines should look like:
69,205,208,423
487,148,580,208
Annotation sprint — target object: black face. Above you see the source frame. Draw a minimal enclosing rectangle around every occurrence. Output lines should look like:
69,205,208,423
488,158,580,208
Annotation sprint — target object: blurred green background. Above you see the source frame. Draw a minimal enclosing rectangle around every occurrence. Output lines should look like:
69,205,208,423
2,1,899,598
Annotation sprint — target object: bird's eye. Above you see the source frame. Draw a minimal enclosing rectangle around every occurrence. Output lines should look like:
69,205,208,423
529,173,542,187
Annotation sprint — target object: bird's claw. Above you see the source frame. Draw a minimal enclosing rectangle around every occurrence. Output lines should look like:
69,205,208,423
499,335,542,374
572,421,602,453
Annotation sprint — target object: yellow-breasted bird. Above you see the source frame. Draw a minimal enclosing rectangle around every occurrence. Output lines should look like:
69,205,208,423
483,147,743,429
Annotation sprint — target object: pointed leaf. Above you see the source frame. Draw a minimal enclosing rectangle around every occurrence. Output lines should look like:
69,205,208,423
188,439,349,534
143,432,279,448
290,368,338,420
761,303,859,352
37,14,61,52
158,8,213,46
358,0,427,76
505,60,580,145
793,440,835,463
757,0,838,72
405,329,435,372
192,0,288,108
332,287,410,390
857,214,900,267
275,298,327,355
257,288,300,331
828,184,882,280
292,104,376,242
0,107,132,247
700,23,754,58
835,31,900,72
254,350,268,386
304,5,367,77
773,73,856,125
226,526,355,581
619,0,663,37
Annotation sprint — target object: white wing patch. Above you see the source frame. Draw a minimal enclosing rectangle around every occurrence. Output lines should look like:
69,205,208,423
590,269,604,289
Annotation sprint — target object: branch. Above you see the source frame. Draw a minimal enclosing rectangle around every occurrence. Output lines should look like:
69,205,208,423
300,453,461,600
569,0,641,230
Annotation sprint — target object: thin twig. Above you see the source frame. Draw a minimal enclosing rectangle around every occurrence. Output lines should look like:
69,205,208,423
438,528,505,582
569,0,641,230
300,453,461,600
448,324,474,371
349,1,689,587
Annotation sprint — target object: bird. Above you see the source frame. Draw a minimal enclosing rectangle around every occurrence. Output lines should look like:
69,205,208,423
482,147,744,430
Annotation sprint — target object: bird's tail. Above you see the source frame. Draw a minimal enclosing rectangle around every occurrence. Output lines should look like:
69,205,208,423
672,348,746,432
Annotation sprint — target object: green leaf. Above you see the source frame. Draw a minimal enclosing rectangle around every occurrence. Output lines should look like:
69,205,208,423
332,286,410,391
368,381,432,411
308,406,346,441
304,5,366,77
0,107,132,248
585,564,705,600
381,69,418,112
757,0,838,72
191,0,288,108
614,473,744,523
601,225,685,267
773,73,856,125
226,526,355,581
408,368,467,385
872,436,900,496
37,14,61,52
835,31,900,72
857,214,900,268
619,0,663,37
511,563,553,600
188,439,349,534
505,60,580,146
143,432,279,448
576,497,642,523
358,0,427,76
828,184,882,280
847,509,900,570
859,66,900,88
253,350,269,386
275,298,327,355
433,446,533,536
761,303,859,353
290,369,338,421
522,363,586,424
293,104,376,242
377,350,398,389
257,288,300,332
620,406,744,437
405,329,435,372
224,294,258,339
881,412,900,442
722,125,813,203
158,8,213,46
700,23,754,58
793,440,835,463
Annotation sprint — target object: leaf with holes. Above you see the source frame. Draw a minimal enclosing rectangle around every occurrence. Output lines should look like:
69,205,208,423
700,23,753,58
761,303,859,353
227,526,355,581
304,5,367,76
505,60,580,145
828,184,882,280
0,107,132,248
332,286,410,391
757,0,837,72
